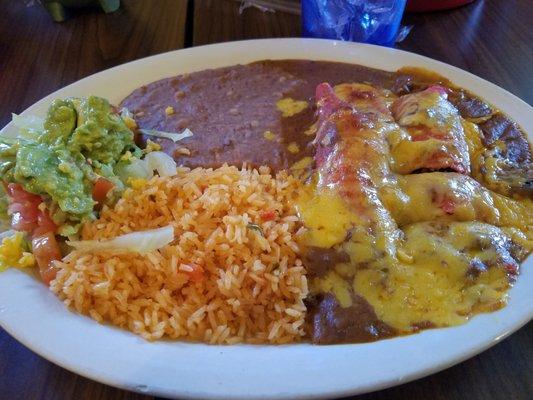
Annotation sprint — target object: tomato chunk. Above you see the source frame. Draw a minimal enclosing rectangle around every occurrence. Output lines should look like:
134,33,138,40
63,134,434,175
6,184,42,234
7,183,41,203
438,197,456,215
260,210,277,221
32,232,62,285
5,183,57,235
10,212,38,233
183,263,204,283
5,183,60,285
92,177,115,203
34,210,58,236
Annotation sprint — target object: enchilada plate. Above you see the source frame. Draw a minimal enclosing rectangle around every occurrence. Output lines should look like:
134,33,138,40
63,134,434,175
0,39,531,399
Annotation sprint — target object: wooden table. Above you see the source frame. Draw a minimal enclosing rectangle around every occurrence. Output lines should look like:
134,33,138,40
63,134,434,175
0,0,531,398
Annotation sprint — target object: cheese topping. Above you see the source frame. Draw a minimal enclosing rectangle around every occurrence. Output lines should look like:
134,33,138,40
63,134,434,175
276,98,308,117
298,81,532,336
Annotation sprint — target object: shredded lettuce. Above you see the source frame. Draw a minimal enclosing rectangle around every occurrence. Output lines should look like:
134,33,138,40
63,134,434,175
139,128,193,143
144,151,177,177
6,114,44,140
119,107,134,120
115,157,153,182
0,184,10,228
67,225,174,254
115,151,177,183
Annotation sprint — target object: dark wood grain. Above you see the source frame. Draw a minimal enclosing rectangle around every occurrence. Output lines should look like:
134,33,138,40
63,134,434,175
397,0,533,104
192,0,300,45
0,0,188,128
0,0,532,399
0,328,151,400
344,322,533,400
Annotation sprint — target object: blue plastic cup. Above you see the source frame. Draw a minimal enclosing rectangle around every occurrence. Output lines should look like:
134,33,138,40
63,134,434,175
301,0,407,47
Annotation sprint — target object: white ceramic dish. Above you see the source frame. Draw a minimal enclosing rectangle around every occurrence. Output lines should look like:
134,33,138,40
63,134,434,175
0,39,531,400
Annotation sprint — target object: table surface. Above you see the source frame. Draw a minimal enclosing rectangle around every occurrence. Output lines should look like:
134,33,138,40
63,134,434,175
0,0,531,399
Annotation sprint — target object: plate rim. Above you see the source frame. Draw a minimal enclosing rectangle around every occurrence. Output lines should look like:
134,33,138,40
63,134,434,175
0,38,532,400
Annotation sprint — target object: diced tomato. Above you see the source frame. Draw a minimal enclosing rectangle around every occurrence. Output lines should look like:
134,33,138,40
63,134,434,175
411,128,448,142
8,198,41,234
7,183,41,203
431,189,456,216
92,177,115,203
4,183,60,285
439,197,456,214
32,232,62,286
10,212,38,233
30,209,57,236
36,211,58,235
8,199,40,220
503,261,519,276
40,265,58,286
7,202,28,215
184,263,204,283
4,182,57,235
260,210,277,221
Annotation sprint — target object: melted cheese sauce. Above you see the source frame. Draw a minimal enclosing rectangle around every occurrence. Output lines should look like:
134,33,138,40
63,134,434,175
298,181,532,333
355,223,515,330
276,97,308,117
296,187,360,248
390,88,471,174
295,81,532,338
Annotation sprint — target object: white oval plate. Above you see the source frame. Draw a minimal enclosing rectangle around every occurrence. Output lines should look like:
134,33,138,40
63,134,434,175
0,39,532,400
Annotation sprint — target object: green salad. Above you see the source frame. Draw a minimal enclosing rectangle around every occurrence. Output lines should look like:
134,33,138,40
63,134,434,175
0,95,185,283
0,96,141,235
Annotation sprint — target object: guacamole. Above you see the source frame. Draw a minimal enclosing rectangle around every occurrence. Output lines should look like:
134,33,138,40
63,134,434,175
0,96,140,234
